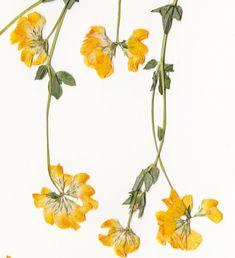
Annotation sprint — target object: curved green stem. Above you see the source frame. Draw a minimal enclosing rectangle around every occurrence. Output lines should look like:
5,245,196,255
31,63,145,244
0,0,43,36
46,4,68,191
116,0,122,42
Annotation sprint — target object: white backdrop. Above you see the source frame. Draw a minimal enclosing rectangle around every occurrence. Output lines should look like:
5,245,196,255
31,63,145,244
0,0,234,257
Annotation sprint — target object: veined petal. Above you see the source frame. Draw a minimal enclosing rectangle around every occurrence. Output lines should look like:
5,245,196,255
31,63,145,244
43,208,54,225
182,195,193,211
99,233,115,247
132,29,149,40
21,49,35,67
33,51,47,65
28,12,46,27
101,219,122,229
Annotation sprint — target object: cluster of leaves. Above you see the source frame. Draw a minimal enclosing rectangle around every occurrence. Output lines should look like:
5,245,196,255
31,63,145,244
43,0,79,10
144,59,174,94
152,3,183,34
123,164,160,217
35,65,76,99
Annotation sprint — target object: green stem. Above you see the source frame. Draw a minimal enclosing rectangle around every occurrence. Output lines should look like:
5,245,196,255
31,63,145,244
0,0,43,36
46,4,68,191
116,0,122,42
151,82,173,189
125,0,179,228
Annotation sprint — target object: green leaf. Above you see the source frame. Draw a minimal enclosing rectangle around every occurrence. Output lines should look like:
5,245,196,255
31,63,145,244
164,63,174,72
152,4,183,34
165,74,171,89
151,72,159,91
123,196,132,205
138,192,146,218
144,173,153,192
144,59,158,70
50,73,63,99
158,75,163,95
150,167,160,184
57,71,76,86
132,170,145,191
158,126,165,141
35,65,48,80
173,5,183,21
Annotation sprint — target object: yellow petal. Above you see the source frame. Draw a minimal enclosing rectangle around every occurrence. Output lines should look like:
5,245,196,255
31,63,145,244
185,230,203,251
182,195,193,211
124,233,140,254
21,49,35,67
27,12,46,27
81,196,99,210
101,219,122,229
43,208,54,225
99,233,115,246
201,199,218,210
71,206,86,222
79,184,95,197
127,37,148,56
33,52,47,65
73,173,90,184
114,240,126,257
32,193,46,208
132,29,149,40
206,207,223,224
54,213,80,230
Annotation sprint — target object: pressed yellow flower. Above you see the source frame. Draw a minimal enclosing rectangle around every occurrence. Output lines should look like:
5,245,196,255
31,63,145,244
156,189,222,251
10,12,48,67
33,164,98,230
80,26,115,78
81,27,149,78
99,219,140,257
124,29,149,72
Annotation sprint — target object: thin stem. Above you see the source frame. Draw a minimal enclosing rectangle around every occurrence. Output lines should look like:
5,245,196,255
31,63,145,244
116,0,122,42
46,4,68,191
0,0,43,36
151,83,173,189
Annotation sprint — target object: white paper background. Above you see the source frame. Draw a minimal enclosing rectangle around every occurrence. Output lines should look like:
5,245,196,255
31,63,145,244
0,0,234,257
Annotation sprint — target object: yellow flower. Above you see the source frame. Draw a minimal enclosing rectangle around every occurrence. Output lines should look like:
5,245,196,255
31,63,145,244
10,12,48,67
81,27,149,78
125,29,149,72
156,189,222,251
99,219,140,257
80,26,115,78
199,199,223,223
33,164,98,230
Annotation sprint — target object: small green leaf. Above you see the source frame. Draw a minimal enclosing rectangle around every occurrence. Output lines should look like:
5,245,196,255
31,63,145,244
164,63,174,72
138,192,146,218
144,59,158,70
35,65,48,80
132,170,145,191
57,71,76,86
151,72,159,91
158,126,165,141
173,5,183,21
152,4,183,34
150,167,160,184
165,74,171,89
123,196,132,205
144,173,153,192
50,73,63,99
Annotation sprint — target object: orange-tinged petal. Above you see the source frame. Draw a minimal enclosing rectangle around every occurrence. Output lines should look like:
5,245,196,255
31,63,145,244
28,12,46,27
132,29,149,41
124,233,140,254
79,184,95,197
73,173,90,184
99,233,115,246
101,219,122,229
32,193,46,208
71,206,86,222
201,199,218,209
41,187,51,195
81,196,99,210
54,213,80,230
114,240,126,257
